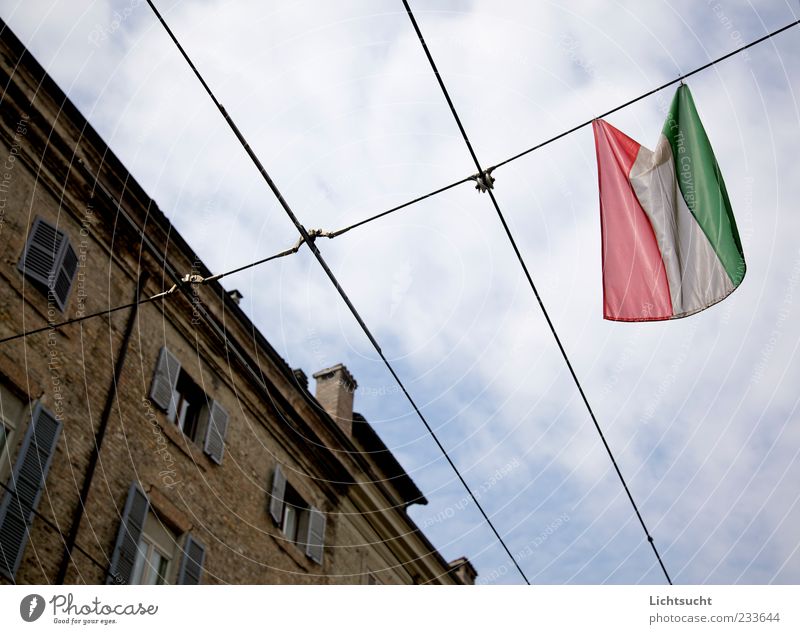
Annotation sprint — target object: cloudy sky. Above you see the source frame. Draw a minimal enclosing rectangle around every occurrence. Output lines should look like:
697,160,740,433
2,0,799,584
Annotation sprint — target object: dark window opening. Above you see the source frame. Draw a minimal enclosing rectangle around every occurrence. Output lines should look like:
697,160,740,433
268,465,326,564
281,483,310,547
169,370,206,443
0,424,8,460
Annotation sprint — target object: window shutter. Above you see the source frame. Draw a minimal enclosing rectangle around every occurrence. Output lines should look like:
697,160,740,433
268,465,286,525
51,241,78,311
306,507,326,565
202,400,229,465
17,218,77,311
176,534,205,585
106,482,149,585
148,347,180,412
0,403,61,580
17,217,65,288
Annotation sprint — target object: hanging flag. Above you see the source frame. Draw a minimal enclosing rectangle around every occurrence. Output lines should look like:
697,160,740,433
592,84,745,321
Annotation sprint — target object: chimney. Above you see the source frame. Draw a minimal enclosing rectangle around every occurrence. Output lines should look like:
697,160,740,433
448,557,478,585
227,289,243,305
292,368,309,391
312,364,357,436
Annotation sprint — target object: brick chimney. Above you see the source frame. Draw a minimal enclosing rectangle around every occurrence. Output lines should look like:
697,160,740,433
448,557,478,585
312,364,357,436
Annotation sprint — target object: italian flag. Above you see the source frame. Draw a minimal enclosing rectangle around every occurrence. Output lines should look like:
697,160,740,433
593,85,745,322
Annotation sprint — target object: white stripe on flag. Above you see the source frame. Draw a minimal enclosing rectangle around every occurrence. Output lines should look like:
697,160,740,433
629,135,733,317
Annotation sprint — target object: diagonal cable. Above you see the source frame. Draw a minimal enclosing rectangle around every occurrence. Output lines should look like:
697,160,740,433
0,291,169,345
489,18,800,170
3,19,797,346
145,0,532,584
401,0,672,584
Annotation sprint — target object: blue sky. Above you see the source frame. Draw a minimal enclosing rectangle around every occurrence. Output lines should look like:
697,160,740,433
2,0,799,583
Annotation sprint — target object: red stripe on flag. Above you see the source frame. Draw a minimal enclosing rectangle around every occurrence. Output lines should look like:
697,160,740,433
593,120,672,321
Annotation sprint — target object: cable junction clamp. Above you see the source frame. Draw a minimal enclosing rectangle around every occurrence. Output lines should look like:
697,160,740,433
174,230,333,288
181,273,205,285
305,228,335,241
471,168,495,193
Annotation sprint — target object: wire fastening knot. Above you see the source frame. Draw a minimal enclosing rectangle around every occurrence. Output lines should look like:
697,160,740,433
306,228,334,241
181,273,205,284
471,168,495,193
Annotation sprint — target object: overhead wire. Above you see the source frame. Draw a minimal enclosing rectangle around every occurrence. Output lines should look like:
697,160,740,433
400,0,674,583
0,292,168,345
3,19,796,346
318,16,800,233
144,0,532,584
324,174,473,238
489,17,800,170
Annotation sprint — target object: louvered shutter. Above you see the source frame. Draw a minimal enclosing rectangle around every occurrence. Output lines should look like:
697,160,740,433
148,347,180,412
202,400,229,465
269,465,286,525
17,217,65,288
306,507,326,565
176,534,205,585
0,403,61,580
51,241,78,311
106,482,149,584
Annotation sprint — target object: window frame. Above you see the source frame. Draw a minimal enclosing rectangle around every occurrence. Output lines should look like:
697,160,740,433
0,423,9,474
0,384,25,483
130,511,179,586
270,471,324,563
0,401,62,581
149,348,229,464
131,537,172,585
167,369,207,445
280,482,311,547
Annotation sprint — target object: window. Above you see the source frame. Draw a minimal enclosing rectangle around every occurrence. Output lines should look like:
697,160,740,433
168,370,206,442
0,401,62,581
0,425,8,462
0,421,10,503
107,483,206,585
0,384,25,482
131,512,177,585
281,484,310,547
268,466,326,564
132,541,170,585
17,217,78,311
148,347,230,464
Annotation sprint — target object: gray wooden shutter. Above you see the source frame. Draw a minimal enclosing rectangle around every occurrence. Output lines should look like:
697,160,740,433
0,402,62,581
51,241,78,311
306,507,326,565
176,534,205,585
17,218,77,311
148,347,180,412
202,400,229,465
17,217,65,288
106,482,149,584
269,465,286,525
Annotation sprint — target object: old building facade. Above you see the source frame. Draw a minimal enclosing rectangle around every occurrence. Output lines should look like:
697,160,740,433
0,21,475,585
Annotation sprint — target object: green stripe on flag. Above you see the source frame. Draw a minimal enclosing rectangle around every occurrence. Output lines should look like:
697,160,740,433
662,85,746,286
